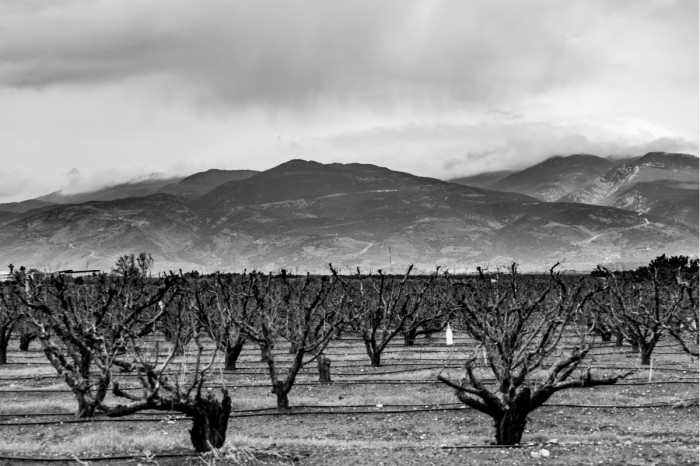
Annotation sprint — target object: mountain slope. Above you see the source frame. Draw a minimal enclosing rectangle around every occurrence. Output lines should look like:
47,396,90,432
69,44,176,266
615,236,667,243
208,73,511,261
559,152,698,227
0,194,202,272
448,170,515,188
488,154,613,201
0,199,56,213
0,160,695,273
158,169,259,199
0,211,18,226
191,160,694,272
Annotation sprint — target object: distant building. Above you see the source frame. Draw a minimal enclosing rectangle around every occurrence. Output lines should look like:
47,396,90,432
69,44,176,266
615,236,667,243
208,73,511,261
55,269,101,277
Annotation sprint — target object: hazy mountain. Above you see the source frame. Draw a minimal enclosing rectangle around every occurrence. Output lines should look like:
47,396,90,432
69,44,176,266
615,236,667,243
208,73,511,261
559,152,698,227
0,199,56,213
0,194,202,272
608,156,643,166
158,169,259,199
0,200,60,227
448,170,515,188
0,211,18,226
488,154,613,201
36,174,186,204
192,159,531,216
0,159,695,273
190,160,694,272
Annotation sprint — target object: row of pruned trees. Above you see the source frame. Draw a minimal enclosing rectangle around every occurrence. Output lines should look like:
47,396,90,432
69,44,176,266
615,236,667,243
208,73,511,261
591,256,699,362
0,256,697,450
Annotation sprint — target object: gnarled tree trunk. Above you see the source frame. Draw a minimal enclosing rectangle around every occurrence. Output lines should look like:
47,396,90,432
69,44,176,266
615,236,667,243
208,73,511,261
493,389,531,445
224,339,245,371
272,381,290,411
0,324,13,364
189,391,232,452
0,342,7,365
639,334,660,366
597,326,612,342
75,392,99,418
631,340,640,353
317,355,332,383
19,331,36,351
403,328,417,346
364,340,382,367
615,333,624,347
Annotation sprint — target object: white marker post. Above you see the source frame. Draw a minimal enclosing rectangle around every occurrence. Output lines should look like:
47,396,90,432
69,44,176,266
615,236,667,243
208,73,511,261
445,323,453,346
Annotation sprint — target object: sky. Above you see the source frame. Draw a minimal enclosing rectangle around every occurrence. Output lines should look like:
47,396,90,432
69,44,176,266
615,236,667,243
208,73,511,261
0,0,697,202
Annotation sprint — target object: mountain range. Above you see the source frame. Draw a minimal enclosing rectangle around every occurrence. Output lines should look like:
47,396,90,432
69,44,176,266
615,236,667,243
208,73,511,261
0,152,696,273
449,152,698,229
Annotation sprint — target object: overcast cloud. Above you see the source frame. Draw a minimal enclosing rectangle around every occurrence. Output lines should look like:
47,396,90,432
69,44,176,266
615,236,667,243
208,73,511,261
0,0,696,201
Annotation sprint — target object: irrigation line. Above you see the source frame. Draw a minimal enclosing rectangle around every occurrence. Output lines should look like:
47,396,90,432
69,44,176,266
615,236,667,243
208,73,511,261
5,349,690,365
3,351,693,369
1,400,697,427
2,362,695,382
0,403,465,418
1,378,697,395
5,343,689,359
4,340,687,354
5,347,688,365
3,345,693,362
441,444,533,449
0,403,466,418
5,397,697,420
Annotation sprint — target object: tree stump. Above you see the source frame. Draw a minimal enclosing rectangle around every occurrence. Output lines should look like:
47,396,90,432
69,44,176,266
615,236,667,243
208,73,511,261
615,333,624,347
631,340,640,353
317,355,332,384
19,332,36,351
224,339,245,371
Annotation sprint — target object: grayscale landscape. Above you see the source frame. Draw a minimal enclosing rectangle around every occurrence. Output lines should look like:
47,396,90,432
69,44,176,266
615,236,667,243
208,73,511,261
0,1,697,465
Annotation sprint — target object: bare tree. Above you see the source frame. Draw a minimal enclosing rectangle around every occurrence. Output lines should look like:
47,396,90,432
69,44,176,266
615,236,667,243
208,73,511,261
399,274,453,346
17,321,39,351
337,266,437,367
438,264,632,445
665,272,699,357
191,273,249,371
107,334,231,452
596,266,688,365
16,268,233,452
233,271,347,410
0,280,25,364
16,271,175,417
158,286,198,356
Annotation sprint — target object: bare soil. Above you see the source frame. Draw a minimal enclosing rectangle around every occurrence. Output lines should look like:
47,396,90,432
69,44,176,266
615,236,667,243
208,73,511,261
0,338,697,465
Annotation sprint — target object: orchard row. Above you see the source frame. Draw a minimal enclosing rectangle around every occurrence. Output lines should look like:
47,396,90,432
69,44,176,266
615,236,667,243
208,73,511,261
0,256,696,451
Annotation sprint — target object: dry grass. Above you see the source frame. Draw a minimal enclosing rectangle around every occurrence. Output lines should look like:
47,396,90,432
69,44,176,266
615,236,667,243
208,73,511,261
0,426,187,455
0,398,76,415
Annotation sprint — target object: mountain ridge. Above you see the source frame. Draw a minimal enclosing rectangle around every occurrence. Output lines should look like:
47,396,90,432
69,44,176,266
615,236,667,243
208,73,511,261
481,154,614,201
0,158,694,274
558,152,698,228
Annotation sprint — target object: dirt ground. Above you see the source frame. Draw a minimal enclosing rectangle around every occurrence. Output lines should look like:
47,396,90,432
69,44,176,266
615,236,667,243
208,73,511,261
0,338,698,465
